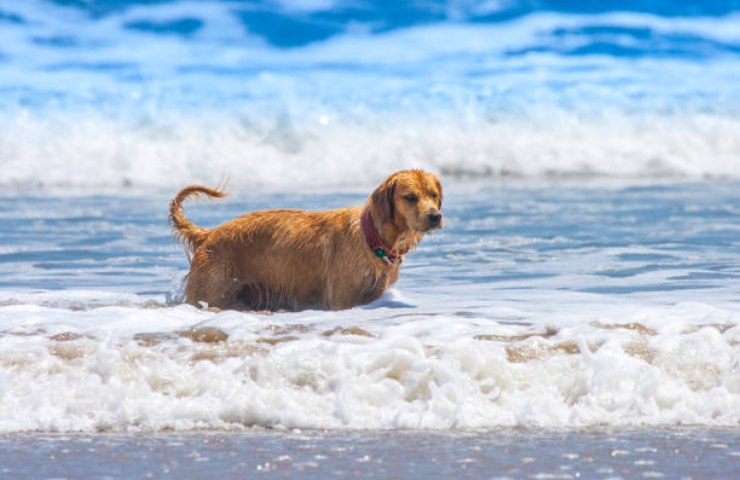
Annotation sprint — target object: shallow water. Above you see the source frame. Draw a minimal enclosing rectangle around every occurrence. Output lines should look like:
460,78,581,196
2,428,738,479
0,181,738,432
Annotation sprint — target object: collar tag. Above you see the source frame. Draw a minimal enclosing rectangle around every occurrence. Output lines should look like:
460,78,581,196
374,247,394,265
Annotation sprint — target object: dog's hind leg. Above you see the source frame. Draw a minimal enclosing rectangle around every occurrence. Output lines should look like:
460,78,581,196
237,282,298,311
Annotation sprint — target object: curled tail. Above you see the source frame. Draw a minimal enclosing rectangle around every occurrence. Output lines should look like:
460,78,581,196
168,185,226,254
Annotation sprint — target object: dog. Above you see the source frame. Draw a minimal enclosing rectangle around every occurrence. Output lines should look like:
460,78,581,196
169,169,443,311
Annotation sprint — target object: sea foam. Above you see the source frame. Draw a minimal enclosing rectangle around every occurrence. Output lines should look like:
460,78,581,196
0,292,737,432
1,107,739,191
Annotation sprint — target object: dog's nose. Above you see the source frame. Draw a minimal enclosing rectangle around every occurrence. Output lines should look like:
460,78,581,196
428,211,442,227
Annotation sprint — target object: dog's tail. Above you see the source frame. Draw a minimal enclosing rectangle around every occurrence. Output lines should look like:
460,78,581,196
168,185,226,254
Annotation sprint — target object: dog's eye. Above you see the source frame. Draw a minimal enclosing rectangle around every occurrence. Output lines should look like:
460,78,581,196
430,193,438,200
404,194,418,203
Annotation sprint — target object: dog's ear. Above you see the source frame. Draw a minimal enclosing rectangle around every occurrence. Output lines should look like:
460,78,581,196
371,177,397,223
434,177,443,209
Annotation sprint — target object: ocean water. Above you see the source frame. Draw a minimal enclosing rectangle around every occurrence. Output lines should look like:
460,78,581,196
1,0,739,478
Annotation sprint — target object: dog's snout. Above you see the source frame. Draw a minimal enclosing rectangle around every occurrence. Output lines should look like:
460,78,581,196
428,211,442,227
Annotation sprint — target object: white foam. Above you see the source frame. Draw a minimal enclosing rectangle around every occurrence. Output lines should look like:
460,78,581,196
0,291,737,432
0,290,165,311
1,106,739,192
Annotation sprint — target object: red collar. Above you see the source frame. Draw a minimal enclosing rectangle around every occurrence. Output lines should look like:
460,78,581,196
361,207,404,265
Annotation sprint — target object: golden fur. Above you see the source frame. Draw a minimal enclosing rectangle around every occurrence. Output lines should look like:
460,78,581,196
169,169,443,311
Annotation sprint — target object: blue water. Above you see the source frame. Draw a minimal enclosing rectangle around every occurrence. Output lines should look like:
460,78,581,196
4,1,739,108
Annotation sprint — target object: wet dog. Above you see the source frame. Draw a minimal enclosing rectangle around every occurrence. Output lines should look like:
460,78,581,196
169,169,443,311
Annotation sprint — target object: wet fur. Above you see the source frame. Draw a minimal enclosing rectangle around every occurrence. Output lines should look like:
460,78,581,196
169,170,443,311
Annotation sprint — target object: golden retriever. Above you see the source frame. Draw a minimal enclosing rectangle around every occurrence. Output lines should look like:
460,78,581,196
169,169,443,311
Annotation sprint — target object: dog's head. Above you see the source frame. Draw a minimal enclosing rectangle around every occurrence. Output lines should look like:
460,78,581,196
370,169,443,233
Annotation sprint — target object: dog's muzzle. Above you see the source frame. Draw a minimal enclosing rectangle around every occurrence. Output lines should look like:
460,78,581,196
426,211,443,230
